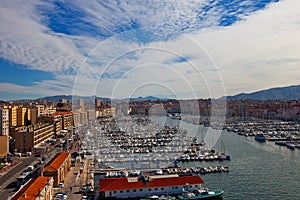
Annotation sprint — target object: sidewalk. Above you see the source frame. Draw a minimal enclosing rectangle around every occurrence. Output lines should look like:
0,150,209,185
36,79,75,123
58,158,91,199
0,161,21,176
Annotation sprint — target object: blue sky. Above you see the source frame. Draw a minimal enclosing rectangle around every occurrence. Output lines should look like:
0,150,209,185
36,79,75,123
0,0,300,100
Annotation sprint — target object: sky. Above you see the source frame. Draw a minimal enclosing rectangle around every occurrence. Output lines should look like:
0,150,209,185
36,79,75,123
0,0,300,100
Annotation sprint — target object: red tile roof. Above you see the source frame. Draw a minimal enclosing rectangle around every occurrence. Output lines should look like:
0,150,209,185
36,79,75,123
99,175,203,191
11,176,52,200
53,111,73,116
44,151,69,172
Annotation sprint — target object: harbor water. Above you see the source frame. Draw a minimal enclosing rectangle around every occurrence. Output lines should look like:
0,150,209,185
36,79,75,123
160,117,300,200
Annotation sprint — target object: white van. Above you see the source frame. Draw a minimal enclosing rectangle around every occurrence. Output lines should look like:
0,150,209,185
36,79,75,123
27,165,34,171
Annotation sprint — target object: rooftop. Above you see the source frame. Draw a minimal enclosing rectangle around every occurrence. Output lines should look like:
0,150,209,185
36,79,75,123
52,111,73,116
99,175,203,191
43,151,69,172
11,176,52,200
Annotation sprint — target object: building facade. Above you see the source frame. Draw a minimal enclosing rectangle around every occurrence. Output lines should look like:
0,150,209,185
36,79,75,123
43,152,71,187
17,107,27,126
10,176,54,200
0,108,9,136
7,106,18,127
61,112,74,130
95,172,203,199
0,135,9,157
10,123,54,153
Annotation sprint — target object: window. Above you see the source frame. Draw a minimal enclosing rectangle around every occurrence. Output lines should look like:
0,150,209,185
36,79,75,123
120,191,123,193
133,189,136,192
140,189,143,192
113,191,116,194
148,189,152,191
127,190,130,193
175,186,178,189
155,188,158,191
161,188,164,190
195,185,199,188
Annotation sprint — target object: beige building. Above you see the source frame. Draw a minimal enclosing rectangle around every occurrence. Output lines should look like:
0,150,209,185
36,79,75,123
79,99,85,108
73,112,81,126
87,110,96,121
17,107,27,126
43,152,71,187
10,123,54,153
10,176,53,200
62,112,74,130
29,107,38,125
102,108,116,117
80,111,88,124
7,106,18,127
53,115,62,135
0,135,9,157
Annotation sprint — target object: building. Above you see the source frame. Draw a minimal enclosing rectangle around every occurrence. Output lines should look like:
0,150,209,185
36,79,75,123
17,107,27,126
53,115,62,135
29,107,38,125
61,99,68,104
43,152,71,187
73,112,81,126
37,105,45,117
102,108,116,117
79,99,85,108
87,110,96,121
95,170,204,199
0,135,9,157
43,107,57,116
10,123,54,153
80,111,88,124
61,112,74,130
0,108,9,136
8,106,18,127
10,176,54,200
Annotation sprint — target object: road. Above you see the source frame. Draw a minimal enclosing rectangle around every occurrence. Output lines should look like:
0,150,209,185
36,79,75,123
0,143,62,199
0,130,81,199
0,156,38,199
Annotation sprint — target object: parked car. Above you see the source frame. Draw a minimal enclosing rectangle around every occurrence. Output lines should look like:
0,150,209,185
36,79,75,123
58,182,64,188
81,195,88,200
55,193,67,200
25,152,32,156
27,165,34,171
14,152,22,157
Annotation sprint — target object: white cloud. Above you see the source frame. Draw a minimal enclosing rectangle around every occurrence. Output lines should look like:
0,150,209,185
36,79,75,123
0,0,83,73
0,0,299,99
188,0,300,95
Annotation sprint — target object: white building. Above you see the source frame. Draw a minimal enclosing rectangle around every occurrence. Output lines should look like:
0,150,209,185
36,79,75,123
97,174,203,199
0,108,9,136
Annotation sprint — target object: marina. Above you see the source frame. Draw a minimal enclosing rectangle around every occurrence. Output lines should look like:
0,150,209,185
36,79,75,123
79,115,300,200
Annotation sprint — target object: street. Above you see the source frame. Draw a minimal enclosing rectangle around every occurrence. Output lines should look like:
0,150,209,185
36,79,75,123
0,156,38,199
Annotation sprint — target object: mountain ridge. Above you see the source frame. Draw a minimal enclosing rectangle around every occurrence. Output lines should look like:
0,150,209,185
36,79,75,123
226,84,300,100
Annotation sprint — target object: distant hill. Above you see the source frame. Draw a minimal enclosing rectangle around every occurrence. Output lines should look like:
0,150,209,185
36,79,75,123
125,96,168,101
38,95,111,102
227,85,300,100
37,95,165,102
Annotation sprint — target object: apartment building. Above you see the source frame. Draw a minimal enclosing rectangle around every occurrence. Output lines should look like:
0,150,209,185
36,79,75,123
0,108,9,136
10,123,54,153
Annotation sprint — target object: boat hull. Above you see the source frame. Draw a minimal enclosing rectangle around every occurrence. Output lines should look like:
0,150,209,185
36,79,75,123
178,190,224,200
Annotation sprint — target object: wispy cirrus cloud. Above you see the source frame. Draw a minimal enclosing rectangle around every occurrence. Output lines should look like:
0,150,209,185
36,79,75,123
1,0,299,100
